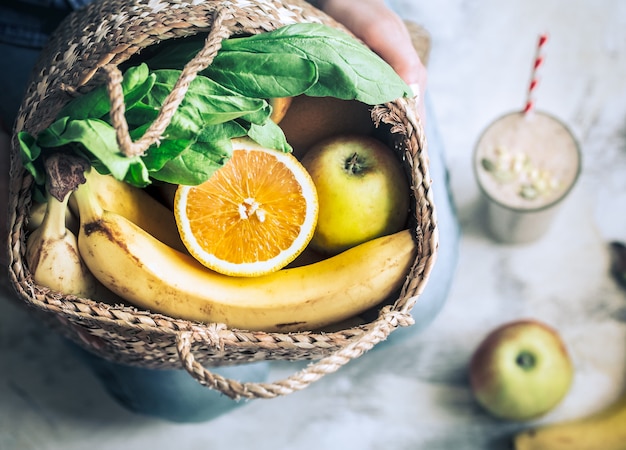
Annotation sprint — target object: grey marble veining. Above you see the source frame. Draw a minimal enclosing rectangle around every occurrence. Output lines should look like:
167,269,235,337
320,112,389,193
2,1,626,449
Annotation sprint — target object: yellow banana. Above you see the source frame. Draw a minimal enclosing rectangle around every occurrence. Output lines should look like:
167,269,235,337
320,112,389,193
26,191,98,298
72,179,417,332
514,394,626,450
68,169,187,252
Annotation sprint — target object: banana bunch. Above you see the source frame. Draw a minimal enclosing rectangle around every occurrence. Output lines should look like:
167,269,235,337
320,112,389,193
70,174,417,332
26,190,98,298
514,393,626,450
26,184,125,303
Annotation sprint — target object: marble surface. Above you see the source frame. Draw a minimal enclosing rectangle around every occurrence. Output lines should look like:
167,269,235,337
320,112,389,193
2,0,626,449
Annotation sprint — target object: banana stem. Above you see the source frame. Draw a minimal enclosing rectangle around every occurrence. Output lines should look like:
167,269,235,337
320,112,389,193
40,192,71,241
72,179,104,224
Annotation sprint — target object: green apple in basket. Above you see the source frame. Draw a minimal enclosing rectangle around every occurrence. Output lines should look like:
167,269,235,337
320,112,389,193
469,319,574,421
300,134,411,256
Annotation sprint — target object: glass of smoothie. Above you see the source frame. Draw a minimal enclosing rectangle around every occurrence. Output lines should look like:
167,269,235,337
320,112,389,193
473,110,581,244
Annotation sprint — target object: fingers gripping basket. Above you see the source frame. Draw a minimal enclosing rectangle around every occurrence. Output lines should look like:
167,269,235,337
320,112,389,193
7,0,438,399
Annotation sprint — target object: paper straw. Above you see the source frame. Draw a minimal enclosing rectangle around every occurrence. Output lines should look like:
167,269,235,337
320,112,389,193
523,33,549,115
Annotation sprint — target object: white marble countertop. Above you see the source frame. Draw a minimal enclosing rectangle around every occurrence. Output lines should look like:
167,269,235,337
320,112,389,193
2,1,626,449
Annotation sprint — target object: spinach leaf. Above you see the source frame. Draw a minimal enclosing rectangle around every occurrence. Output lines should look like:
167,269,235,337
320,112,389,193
124,102,159,128
37,117,147,185
144,35,208,70
246,119,291,153
150,121,244,185
147,44,318,98
148,23,410,104
220,23,412,104
139,138,193,173
203,50,318,98
143,70,267,132
57,64,153,120
18,131,45,185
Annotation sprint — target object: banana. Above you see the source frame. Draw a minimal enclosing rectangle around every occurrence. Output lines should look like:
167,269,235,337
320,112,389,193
26,191,98,298
68,169,187,252
514,394,626,450
72,179,418,332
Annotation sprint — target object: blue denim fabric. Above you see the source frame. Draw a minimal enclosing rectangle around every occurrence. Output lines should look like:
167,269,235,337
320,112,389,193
0,1,77,48
0,43,39,129
413,95,461,328
71,344,270,423
0,1,84,127
376,94,461,347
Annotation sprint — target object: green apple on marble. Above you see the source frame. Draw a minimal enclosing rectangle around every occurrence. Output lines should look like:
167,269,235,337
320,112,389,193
469,319,574,421
300,134,410,256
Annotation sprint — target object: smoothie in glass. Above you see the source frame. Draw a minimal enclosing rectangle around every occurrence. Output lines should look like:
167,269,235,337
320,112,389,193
473,111,581,244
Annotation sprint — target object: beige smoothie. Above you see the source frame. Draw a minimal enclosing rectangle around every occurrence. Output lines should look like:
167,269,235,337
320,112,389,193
474,111,581,243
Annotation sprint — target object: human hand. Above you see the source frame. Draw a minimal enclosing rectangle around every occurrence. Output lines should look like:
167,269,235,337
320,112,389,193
316,0,427,119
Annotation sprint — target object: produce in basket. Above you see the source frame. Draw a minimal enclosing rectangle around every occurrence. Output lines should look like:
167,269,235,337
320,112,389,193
301,134,411,256
68,169,188,252
70,170,416,331
174,138,319,277
26,157,98,299
19,22,418,331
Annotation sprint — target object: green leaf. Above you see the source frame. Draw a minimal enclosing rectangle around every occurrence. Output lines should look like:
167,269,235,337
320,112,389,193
204,50,318,98
141,138,193,173
57,63,153,120
150,140,231,185
36,116,72,146
125,162,151,187
143,70,267,133
146,41,318,98
123,72,157,111
238,100,272,125
18,131,45,185
150,121,246,185
197,120,248,143
125,102,160,127
221,23,412,104
246,120,292,153
37,117,148,185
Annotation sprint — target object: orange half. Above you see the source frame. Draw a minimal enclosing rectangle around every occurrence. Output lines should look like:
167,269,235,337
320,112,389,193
174,138,318,277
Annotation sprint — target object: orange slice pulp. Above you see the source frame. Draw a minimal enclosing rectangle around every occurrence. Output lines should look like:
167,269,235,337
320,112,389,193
174,138,318,277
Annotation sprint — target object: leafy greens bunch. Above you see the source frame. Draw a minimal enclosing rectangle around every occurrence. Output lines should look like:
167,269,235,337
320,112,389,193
19,23,412,191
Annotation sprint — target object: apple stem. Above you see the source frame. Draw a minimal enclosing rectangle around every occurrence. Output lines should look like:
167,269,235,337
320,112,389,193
344,152,364,175
516,351,536,371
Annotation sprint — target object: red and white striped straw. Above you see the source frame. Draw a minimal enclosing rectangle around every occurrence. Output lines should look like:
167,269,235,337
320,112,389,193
523,33,549,115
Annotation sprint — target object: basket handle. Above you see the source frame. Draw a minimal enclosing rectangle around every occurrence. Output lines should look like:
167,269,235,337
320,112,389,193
175,306,415,400
103,8,232,158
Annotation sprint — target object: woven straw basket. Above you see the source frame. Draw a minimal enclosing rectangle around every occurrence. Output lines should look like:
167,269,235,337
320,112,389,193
7,0,438,399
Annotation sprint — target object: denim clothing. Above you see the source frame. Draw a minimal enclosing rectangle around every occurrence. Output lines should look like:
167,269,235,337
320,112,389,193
0,1,94,127
72,344,270,423
377,94,460,347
